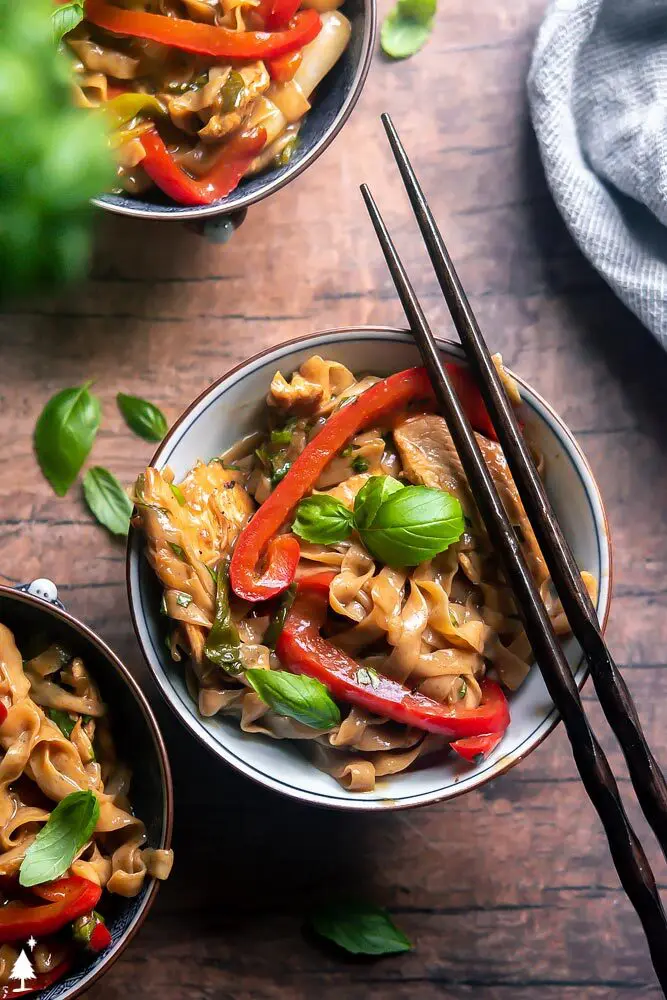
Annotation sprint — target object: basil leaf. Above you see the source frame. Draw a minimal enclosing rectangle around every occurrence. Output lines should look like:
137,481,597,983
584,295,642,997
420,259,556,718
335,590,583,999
292,495,354,545
19,790,100,887
245,669,340,730
351,455,369,474
176,592,192,608
52,2,84,44
353,476,404,530
358,485,464,567
204,559,242,675
117,392,168,443
34,383,101,497
309,901,413,955
170,483,186,506
381,0,436,59
48,708,75,739
170,542,185,559
83,467,133,536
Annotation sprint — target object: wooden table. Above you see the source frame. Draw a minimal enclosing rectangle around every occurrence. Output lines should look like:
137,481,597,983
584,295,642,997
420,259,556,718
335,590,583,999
3,0,667,995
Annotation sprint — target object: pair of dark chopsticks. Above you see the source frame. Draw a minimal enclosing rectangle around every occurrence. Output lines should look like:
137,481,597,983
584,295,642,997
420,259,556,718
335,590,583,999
362,113,667,994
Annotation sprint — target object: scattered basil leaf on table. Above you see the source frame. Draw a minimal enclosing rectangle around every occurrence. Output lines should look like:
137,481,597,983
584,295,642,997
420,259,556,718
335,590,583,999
20,790,100,887
48,708,75,739
83,467,133,536
34,383,101,496
116,393,168,442
204,559,242,675
356,481,464,567
292,495,354,545
245,669,341,730
309,901,413,955
52,2,84,44
353,475,404,530
381,0,437,59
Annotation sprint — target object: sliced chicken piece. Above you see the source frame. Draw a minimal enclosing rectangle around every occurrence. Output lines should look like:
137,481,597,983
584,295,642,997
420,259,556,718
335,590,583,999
393,413,475,515
394,412,547,584
475,436,548,585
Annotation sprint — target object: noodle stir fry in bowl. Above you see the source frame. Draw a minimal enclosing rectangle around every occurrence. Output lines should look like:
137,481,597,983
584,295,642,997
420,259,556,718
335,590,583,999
69,0,373,216
127,329,611,810
0,585,173,998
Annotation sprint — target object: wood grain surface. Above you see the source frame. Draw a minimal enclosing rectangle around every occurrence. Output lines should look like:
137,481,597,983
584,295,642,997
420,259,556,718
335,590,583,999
2,0,667,995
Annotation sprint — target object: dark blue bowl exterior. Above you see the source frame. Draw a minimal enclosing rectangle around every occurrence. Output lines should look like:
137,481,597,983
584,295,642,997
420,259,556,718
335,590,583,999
96,0,375,219
0,589,172,1000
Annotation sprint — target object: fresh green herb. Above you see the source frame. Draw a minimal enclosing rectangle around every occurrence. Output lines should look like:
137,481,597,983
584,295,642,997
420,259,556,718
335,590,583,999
271,458,291,487
341,445,354,458
263,583,297,649
204,559,242,675
160,594,168,616
275,135,299,168
351,455,369,474
219,69,245,112
457,679,467,700
255,445,271,471
381,0,436,59
116,393,168,442
169,483,186,506
83,466,132,536
170,542,186,559
48,708,75,739
175,592,192,608
353,475,404,531
449,610,459,627
34,383,101,496
355,666,381,689
270,418,297,447
309,901,413,955
245,669,340,730
354,478,464,567
52,1,83,44
19,790,99,887
292,495,355,545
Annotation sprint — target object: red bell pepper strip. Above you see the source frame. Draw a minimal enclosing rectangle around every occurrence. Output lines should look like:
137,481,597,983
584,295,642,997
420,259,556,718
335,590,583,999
230,364,496,602
276,574,511,739
85,0,321,60
267,50,303,82
0,702,8,727
140,127,267,206
0,877,102,943
73,910,112,953
89,920,112,952
450,730,505,763
263,0,302,29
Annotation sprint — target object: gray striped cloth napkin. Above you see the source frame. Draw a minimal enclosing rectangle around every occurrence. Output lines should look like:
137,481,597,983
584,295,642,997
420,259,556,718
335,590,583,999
528,0,667,346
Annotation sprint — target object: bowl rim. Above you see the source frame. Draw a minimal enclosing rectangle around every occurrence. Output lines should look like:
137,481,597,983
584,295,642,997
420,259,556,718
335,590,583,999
92,0,377,221
126,325,613,810
0,584,174,999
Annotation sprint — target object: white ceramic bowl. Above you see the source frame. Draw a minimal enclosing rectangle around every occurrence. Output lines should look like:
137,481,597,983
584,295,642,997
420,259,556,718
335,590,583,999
127,328,612,811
